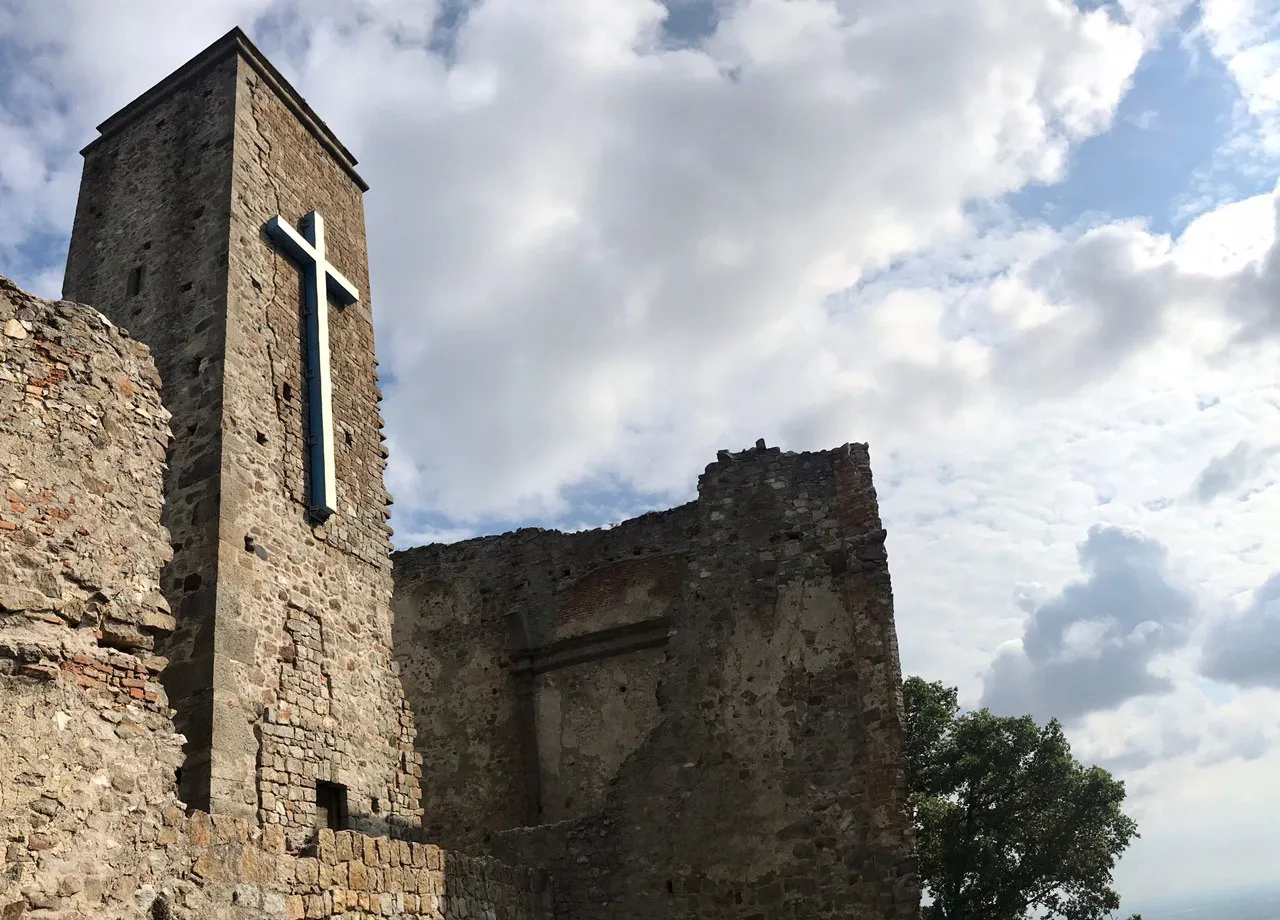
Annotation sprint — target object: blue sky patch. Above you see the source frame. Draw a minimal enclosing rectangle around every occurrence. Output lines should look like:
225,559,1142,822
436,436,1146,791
1008,7,1241,236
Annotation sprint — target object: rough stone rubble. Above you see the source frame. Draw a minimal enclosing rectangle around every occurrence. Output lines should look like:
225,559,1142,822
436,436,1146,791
0,277,548,920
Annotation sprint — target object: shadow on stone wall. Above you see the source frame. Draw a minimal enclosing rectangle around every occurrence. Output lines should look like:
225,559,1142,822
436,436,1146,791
395,441,922,920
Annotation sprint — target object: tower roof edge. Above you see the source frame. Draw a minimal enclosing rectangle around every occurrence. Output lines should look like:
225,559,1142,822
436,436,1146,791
83,25,369,192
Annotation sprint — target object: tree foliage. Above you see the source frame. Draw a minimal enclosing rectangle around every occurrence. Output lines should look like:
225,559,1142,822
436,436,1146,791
902,677,1139,920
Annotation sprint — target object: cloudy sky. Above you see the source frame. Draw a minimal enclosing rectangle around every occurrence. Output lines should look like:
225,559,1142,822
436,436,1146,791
3,0,1280,905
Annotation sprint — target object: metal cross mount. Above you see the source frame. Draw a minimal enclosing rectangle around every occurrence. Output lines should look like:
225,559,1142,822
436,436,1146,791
264,211,360,522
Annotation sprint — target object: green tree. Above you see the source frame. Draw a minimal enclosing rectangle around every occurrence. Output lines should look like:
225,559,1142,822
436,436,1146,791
902,677,1139,920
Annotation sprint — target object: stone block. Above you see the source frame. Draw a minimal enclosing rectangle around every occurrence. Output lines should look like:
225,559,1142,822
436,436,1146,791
186,812,212,848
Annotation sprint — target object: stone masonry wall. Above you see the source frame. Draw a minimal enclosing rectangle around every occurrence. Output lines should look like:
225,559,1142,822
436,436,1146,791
63,31,420,843
392,503,698,847
0,275,182,917
223,50,420,843
61,52,239,808
0,275,174,710
1,678,550,920
396,443,921,919
0,276,548,920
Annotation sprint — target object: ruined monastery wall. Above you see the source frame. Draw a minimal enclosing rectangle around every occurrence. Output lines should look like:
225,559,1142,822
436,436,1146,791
0,275,185,917
393,444,921,919
392,503,698,845
0,276,550,920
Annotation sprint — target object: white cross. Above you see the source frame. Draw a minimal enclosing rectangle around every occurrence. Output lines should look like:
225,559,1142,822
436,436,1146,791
264,210,359,521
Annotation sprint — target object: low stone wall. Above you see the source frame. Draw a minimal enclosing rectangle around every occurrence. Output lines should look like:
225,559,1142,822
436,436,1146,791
174,821,550,919
1,633,546,920
0,681,548,918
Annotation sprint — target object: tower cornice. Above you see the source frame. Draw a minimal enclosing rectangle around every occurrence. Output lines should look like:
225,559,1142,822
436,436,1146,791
83,25,369,192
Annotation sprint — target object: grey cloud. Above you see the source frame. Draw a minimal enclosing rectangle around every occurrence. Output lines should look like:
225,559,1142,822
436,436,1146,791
1227,194,1280,342
1,0,1173,526
980,524,1196,723
1094,718,1268,773
776,358,980,457
1194,729,1269,768
1200,571,1280,690
1094,726,1200,773
992,224,1222,397
1191,440,1278,503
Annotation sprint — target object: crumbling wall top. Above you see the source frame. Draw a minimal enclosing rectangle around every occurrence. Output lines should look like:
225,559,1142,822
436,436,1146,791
0,275,174,695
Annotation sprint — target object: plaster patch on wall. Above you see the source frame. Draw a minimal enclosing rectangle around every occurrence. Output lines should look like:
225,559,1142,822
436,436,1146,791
535,648,665,822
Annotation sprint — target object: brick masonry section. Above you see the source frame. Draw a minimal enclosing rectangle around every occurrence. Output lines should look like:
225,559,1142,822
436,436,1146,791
557,554,686,632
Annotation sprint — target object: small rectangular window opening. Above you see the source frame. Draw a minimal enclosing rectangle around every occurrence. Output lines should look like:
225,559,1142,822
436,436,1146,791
315,781,348,832
126,266,144,297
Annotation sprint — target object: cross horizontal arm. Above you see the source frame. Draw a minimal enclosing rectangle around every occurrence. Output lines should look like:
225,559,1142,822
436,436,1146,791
265,215,316,265
326,266,359,306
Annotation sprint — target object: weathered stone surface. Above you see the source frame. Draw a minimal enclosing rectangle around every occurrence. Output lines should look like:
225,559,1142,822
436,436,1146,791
394,503,696,843
62,27,420,842
395,443,921,919
0,274,173,706
0,279,549,919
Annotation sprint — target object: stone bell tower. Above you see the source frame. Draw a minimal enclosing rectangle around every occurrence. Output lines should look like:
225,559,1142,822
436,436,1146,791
62,28,422,845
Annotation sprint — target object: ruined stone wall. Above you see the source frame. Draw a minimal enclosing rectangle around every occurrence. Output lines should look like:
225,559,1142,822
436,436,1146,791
3,686,547,920
166,822,551,920
392,504,697,847
0,275,174,708
62,30,420,843
0,276,183,917
62,52,239,809
2,676,549,920
534,643,668,823
396,443,921,919
0,276,547,920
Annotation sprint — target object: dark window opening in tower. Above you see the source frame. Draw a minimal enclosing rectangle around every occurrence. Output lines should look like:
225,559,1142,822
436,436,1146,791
315,781,348,832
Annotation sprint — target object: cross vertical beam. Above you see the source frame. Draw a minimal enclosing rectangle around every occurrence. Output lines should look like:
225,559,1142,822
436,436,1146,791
264,211,360,521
